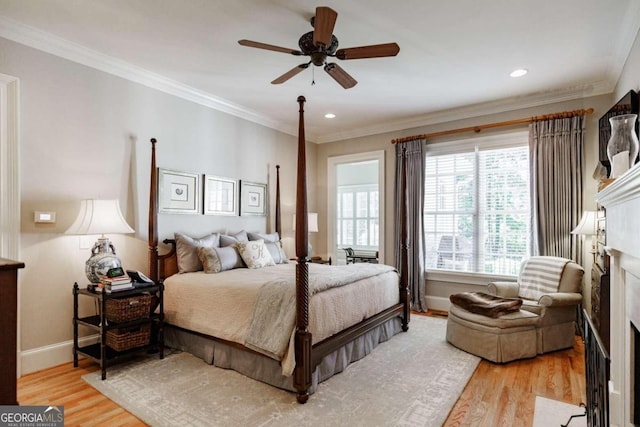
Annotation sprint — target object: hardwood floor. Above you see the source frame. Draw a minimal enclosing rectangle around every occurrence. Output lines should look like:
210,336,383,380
17,311,586,426
419,310,586,426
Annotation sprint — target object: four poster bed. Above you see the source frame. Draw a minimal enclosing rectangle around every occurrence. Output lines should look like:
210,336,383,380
146,96,411,403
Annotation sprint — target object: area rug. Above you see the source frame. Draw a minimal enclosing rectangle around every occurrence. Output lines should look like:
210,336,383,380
83,316,479,427
533,396,587,427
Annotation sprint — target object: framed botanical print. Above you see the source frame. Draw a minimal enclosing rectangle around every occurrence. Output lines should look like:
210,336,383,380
240,180,267,216
204,175,238,216
158,168,201,214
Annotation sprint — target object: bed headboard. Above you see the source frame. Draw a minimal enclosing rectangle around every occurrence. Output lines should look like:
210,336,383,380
147,140,283,283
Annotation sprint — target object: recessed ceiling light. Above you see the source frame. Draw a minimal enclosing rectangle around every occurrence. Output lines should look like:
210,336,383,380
324,113,336,119
510,68,528,78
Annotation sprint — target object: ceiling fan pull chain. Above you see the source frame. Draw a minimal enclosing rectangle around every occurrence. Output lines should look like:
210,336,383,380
312,66,316,85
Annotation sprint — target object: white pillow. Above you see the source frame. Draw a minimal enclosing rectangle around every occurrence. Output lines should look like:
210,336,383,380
235,239,275,269
247,232,288,264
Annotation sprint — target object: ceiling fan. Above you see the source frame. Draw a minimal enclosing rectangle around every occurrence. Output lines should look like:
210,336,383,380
238,6,400,89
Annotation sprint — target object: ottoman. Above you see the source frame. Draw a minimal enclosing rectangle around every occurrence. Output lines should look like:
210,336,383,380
446,303,539,363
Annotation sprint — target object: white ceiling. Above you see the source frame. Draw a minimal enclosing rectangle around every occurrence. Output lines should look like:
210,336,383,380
1,0,639,143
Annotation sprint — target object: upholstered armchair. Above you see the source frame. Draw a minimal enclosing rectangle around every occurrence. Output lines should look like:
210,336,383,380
487,258,584,354
446,256,584,363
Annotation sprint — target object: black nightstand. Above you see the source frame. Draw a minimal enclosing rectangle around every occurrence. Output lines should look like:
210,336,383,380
73,282,164,380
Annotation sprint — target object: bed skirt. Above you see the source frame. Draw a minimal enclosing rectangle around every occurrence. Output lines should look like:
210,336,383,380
163,317,403,394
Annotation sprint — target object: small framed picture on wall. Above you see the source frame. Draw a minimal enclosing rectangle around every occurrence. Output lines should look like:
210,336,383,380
204,175,238,216
239,181,267,216
158,168,201,214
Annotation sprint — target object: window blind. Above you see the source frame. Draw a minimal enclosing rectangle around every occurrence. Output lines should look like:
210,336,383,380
424,134,530,275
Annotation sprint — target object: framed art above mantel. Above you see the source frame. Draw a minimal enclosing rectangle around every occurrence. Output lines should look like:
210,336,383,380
599,90,639,177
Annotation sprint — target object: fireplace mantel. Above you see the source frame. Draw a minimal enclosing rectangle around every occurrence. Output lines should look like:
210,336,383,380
596,162,640,427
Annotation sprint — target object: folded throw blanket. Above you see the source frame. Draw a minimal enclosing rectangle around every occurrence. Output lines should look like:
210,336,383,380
518,256,570,300
450,291,523,318
244,263,397,363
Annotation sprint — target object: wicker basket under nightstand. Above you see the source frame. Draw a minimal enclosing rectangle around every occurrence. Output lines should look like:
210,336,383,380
73,283,164,380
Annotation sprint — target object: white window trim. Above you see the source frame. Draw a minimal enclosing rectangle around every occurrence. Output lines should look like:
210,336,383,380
327,151,385,263
424,129,530,276
337,183,379,250
425,130,529,156
426,269,517,286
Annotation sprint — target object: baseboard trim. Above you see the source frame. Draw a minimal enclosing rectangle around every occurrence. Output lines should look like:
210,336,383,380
426,295,451,313
20,335,98,376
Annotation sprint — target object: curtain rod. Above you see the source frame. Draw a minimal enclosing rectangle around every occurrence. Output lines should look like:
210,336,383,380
390,107,594,144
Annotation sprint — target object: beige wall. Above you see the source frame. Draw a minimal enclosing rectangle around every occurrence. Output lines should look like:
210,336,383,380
615,28,640,99
315,94,612,311
1,37,316,373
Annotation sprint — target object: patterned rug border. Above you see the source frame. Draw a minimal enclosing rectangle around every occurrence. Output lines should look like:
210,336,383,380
83,316,480,427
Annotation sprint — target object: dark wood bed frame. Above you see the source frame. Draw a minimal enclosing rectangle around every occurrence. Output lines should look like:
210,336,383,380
147,96,410,403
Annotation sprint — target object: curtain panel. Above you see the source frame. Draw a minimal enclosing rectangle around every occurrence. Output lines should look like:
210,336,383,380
394,139,426,312
529,115,586,262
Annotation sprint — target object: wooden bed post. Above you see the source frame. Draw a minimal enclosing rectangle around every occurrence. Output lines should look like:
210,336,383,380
148,138,159,283
275,165,281,236
399,146,410,331
293,96,312,404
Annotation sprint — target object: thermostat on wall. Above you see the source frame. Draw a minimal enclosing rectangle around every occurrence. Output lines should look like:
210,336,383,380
34,211,56,224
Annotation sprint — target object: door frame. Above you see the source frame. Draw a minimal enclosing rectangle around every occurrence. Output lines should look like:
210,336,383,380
0,72,21,378
327,150,385,263
0,73,20,260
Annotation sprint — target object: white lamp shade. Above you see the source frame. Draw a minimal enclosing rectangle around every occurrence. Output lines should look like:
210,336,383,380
571,211,597,236
65,199,134,235
292,212,319,233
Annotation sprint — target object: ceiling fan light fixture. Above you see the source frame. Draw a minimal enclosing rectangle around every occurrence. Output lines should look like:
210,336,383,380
324,113,336,119
238,6,399,89
510,68,528,78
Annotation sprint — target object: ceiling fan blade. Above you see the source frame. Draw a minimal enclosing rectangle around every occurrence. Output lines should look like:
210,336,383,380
238,39,303,56
336,43,400,60
312,6,337,47
271,64,309,84
324,63,357,89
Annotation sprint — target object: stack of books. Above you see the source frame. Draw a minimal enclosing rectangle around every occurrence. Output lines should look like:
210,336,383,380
99,273,134,293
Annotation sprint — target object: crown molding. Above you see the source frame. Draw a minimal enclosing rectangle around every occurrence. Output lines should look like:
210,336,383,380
316,81,613,143
0,16,303,140
1,11,634,145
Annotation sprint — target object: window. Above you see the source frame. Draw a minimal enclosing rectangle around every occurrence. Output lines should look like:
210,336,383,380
337,184,379,249
424,133,530,276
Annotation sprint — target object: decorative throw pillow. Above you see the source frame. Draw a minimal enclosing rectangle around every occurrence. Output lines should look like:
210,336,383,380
267,242,290,264
175,232,220,273
247,232,279,243
248,232,287,264
220,230,249,247
235,239,275,269
197,246,243,273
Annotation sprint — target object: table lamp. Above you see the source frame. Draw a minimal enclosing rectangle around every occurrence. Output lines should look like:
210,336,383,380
65,199,135,283
293,212,318,258
571,210,597,257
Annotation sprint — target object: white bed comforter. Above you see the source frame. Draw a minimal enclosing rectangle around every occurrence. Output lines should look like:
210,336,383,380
163,263,400,376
